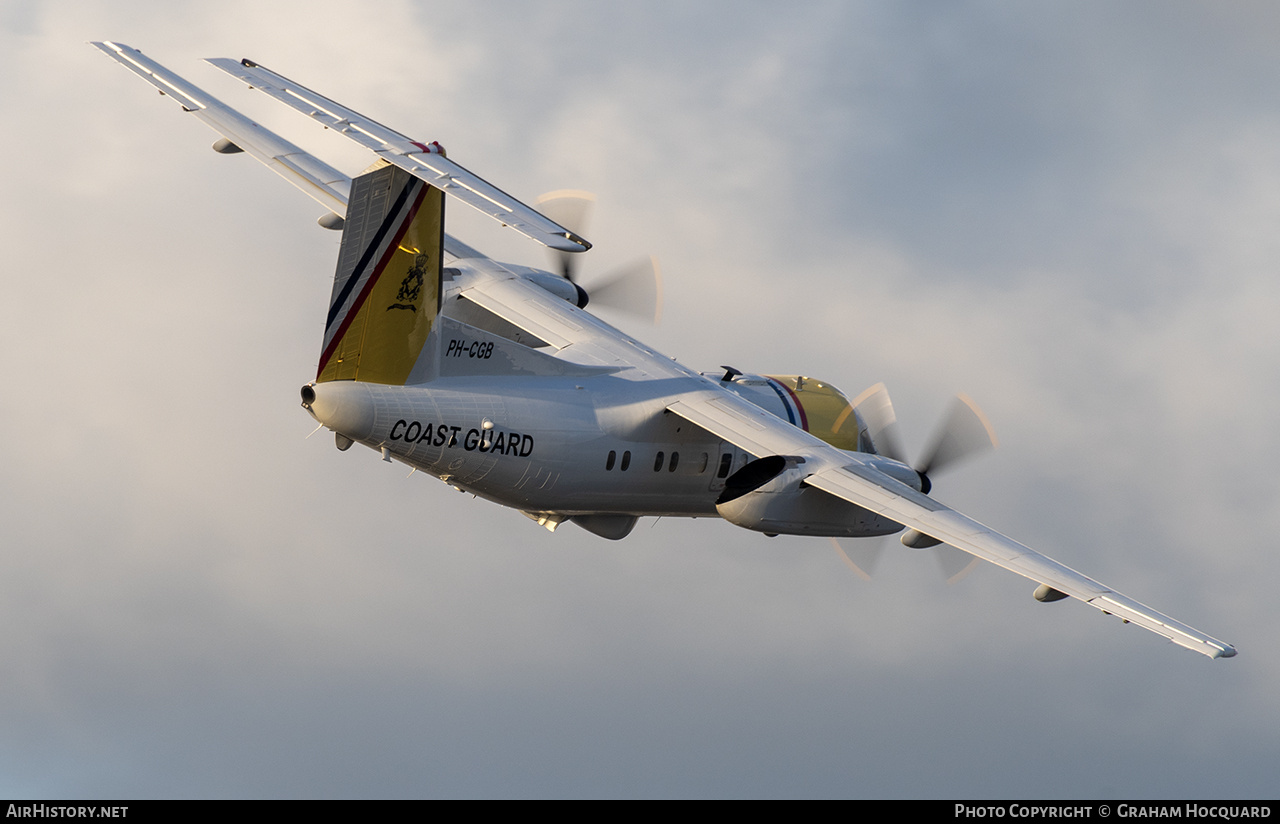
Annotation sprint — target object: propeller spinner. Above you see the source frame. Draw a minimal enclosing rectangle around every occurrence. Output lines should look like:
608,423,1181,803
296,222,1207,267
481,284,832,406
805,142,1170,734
535,190,663,323
836,384,999,582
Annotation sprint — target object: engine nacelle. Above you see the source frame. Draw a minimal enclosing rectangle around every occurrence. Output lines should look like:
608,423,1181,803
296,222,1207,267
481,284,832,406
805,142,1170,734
714,456,905,538
704,370,873,453
522,270,589,308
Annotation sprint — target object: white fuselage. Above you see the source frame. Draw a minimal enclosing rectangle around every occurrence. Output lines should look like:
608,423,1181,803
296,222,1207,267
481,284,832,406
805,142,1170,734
306,372,745,517
301,259,910,533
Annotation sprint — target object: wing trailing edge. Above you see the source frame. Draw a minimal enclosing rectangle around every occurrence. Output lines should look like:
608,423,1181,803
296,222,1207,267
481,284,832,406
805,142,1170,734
92,41,352,217
92,42,562,261
666,391,1237,659
204,57,591,253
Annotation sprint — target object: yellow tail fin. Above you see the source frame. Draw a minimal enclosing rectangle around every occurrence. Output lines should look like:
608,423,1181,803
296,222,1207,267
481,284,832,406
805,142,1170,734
316,165,443,384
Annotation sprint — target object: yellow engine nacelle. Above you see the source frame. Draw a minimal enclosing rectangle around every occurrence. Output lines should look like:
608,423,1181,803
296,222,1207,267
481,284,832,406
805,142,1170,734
706,370,874,453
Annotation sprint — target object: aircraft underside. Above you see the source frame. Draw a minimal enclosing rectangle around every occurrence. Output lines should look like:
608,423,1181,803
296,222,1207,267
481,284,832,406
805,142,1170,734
302,377,907,537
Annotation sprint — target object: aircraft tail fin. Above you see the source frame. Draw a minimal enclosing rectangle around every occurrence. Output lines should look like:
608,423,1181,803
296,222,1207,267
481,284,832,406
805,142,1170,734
316,164,444,384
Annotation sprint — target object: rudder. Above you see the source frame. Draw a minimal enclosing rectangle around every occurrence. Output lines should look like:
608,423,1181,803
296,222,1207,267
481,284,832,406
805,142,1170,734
316,164,444,384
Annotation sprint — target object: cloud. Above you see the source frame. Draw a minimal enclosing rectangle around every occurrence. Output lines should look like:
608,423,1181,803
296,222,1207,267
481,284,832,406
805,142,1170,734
2,0,1275,798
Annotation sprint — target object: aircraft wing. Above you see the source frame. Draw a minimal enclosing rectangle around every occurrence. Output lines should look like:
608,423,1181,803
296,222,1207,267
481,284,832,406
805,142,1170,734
668,392,1238,659
92,43,492,263
204,57,591,254
92,41,352,218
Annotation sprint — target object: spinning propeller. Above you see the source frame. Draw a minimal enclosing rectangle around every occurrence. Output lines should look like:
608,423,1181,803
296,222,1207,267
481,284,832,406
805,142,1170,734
835,384,999,583
536,190,663,323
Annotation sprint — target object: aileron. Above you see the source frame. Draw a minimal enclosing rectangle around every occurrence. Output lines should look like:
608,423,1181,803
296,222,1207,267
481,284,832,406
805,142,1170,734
93,42,353,218
808,465,1236,659
205,57,591,253
667,385,1235,659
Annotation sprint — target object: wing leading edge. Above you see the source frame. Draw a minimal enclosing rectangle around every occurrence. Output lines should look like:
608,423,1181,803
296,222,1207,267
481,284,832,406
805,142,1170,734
92,42,496,263
91,41,351,217
668,392,1237,659
204,57,591,254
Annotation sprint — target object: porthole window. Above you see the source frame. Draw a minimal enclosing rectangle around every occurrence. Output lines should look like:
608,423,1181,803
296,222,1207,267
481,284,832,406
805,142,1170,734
654,451,665,472
606,450,616,471
668,452,679,472
621,451,631,471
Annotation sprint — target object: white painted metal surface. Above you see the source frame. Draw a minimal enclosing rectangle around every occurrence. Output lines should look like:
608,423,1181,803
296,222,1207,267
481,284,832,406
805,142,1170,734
94,42,1237,660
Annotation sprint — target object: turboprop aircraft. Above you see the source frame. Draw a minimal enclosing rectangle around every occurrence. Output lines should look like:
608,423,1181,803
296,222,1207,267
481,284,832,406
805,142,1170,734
92,42,1237,659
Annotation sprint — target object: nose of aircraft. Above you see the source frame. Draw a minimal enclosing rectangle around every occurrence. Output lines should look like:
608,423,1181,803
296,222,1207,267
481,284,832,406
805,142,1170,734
300,381,376,440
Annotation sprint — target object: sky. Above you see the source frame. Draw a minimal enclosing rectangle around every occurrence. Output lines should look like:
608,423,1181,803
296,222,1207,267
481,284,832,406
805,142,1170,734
2,0,1278,799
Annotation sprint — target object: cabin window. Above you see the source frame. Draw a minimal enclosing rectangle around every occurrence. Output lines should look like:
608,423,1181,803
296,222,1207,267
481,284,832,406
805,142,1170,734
717,452,733,479
654,451,665,472
668,452,679,472
698,453,709,473
621,451,631,471
606,450,616,471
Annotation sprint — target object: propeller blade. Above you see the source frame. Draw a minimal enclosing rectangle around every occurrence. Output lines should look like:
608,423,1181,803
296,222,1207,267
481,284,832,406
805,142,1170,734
536,190,595,282
534,191,662,322
838,534,980,585
850,382,907,463
585,255,664,324
915,393,998,477
830,537,883,581
837,392,993,585
932,545,981,584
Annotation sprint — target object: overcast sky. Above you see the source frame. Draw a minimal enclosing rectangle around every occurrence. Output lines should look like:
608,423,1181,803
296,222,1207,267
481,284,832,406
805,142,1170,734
3,0,1278,799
